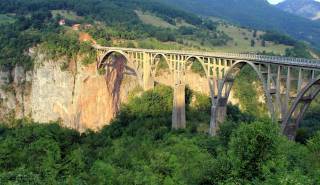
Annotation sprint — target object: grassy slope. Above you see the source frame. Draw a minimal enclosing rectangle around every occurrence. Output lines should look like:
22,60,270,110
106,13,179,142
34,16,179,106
159,0,320,49
215,24,290,54
135,11,291,54
51,10,83,21
135,10,176,29
46,8,291,54
134,10,195,29
0,14,15,25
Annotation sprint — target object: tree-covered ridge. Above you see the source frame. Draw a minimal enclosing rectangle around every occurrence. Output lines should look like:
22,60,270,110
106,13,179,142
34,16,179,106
160,0,320,49
0,0,201,26
0,0,231,69
0,86,319,184
0,0,314,70
0,12,96,70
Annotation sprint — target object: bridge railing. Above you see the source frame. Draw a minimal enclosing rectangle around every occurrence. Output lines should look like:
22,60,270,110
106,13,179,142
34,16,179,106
94,45,320,69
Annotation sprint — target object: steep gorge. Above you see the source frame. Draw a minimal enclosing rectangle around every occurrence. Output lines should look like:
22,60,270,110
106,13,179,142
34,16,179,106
0,50,258,131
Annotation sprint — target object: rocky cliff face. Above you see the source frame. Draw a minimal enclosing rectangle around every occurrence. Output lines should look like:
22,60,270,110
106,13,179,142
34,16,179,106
0,50,139,131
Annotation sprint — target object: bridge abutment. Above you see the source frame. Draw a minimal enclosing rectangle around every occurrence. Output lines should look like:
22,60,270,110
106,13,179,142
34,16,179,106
172,84,186,129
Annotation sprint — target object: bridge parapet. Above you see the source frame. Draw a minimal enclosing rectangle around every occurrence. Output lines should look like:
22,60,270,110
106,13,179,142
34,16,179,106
95,46,320,69
95,45,320,139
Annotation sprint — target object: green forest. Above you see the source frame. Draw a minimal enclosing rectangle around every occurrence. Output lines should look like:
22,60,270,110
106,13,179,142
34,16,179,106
160,0,320,49
0,0,230,69
1,86,320,184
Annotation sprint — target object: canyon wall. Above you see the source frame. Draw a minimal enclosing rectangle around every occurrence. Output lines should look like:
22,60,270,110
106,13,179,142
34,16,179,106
0,51,242,131
0,51,139,131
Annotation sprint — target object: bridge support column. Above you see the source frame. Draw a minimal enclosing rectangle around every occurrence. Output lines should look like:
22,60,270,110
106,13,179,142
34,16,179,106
217,104,227,124
209,105,218,136
283,124,297,141
143,53,154,90
143,75,154,90
209,98,227,136
172,84,186,129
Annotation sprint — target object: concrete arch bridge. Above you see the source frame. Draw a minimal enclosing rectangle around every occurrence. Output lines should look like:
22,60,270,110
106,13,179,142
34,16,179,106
95,46,320,140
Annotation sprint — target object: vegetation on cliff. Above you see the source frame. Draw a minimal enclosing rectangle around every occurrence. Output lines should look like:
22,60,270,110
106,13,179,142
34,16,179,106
0,9,95,70
0,86,319,184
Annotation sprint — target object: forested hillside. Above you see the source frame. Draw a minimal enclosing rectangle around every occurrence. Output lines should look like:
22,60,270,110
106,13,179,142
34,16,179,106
160,0,320,49
1,86,320,184
0,0,231,70
277,0,320,20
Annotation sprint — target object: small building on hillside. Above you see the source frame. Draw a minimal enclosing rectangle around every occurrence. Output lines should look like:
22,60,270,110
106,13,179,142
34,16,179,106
58,19,66,26
72,24,81,31
84,24,93,29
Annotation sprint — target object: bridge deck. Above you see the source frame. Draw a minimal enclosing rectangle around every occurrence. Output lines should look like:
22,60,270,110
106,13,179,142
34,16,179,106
95,46,320,69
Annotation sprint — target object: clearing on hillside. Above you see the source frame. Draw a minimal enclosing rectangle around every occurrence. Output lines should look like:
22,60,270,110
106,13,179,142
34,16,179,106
215,24,291,54
51,10,83,21
135,10,176,29
0,14,16,25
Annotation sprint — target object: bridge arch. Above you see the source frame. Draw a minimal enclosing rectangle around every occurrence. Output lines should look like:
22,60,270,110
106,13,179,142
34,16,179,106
216,60,275,122
282,76,320,139
152,53,172,76
98,50,130,69
98,50,143,86
185,56,209,77
184,56,214,98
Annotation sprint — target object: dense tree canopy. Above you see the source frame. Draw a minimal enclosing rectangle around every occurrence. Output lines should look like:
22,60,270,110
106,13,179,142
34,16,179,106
0,0,231,69
0,86,319,184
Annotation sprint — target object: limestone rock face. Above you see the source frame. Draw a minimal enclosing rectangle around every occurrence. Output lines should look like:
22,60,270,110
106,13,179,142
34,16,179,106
70,56,139,131
30,58,75,125
0,66,27,120
0,52,139,131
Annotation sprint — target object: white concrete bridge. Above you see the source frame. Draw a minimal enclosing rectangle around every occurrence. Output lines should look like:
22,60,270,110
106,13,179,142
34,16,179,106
95,46,320,139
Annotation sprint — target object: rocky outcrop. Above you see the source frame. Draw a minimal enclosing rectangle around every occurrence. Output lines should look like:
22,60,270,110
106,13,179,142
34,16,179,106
0,52,139,131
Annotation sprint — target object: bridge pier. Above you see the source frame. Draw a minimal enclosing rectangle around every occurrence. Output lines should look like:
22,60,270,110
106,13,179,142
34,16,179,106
209,106,218,135
209,104,227,136
172,84,186,129
283,124,297,141
143,53,154,91
143,76,154,91
217,105,227,124
216,97,228,124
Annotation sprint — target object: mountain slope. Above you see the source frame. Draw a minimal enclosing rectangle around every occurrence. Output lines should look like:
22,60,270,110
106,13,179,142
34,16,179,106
159,0,320,48
277,0,320,20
